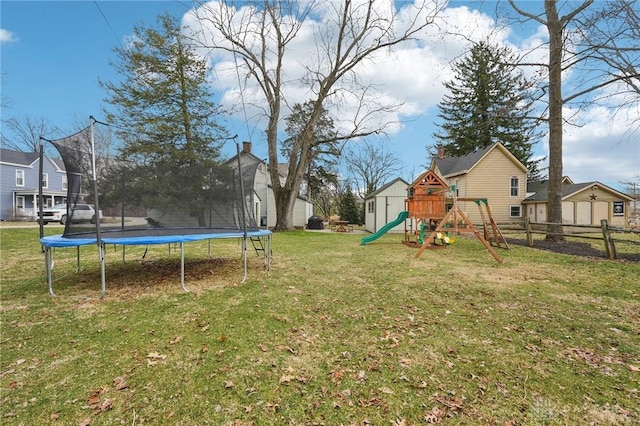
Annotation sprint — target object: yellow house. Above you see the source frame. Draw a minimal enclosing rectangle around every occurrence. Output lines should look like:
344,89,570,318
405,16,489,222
523,177,633,226
429,143,528,224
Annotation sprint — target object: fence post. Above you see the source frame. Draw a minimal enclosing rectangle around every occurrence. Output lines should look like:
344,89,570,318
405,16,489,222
601,219,617,260
525,217,533,247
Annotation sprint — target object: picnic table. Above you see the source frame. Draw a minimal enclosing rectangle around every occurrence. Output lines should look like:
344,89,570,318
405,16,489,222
334,220,349,232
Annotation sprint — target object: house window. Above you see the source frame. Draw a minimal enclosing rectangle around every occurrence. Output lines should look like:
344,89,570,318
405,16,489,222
42,173,49,189
62,175,68,190
510,176,519,197
16,170,25,187
510,205,522,218
16,196,25,209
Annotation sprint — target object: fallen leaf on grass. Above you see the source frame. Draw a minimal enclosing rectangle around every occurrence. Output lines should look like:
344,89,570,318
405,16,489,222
627,364,640,372
146,352,167,366
224,380,234,389
424,406,445,423
379,386,394,395
0,368,15,378
279,375,294,385
330,370,344,385
399,358,412,366
436,396,463,411
113,376,128,390
97,399,113,413
169,336,183,345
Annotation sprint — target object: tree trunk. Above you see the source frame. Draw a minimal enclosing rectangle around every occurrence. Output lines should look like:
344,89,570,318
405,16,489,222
274,185,296,231
544,0,565,241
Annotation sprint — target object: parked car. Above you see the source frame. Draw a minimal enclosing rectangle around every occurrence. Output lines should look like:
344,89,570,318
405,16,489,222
39,203,103,225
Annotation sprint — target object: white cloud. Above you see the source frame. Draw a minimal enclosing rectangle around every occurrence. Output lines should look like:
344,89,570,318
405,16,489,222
561,105,640,189
183,1,639,190
187,1,515,133
0,29,18,43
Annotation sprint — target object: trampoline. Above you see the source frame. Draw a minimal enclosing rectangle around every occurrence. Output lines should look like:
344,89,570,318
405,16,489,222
40,227,272,297
39,119,273,297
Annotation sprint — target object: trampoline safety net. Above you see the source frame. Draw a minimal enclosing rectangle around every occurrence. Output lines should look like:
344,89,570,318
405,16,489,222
48,125,261,238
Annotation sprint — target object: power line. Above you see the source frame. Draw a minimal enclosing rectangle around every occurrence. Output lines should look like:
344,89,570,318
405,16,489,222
93,0,125,50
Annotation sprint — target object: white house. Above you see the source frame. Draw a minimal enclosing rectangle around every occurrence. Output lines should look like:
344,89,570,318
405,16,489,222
0,148,67,221
233,142,313,229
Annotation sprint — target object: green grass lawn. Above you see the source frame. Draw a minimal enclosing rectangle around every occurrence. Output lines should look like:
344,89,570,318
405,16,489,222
1,227,639,425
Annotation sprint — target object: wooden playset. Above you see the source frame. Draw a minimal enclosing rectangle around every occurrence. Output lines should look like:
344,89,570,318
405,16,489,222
404,171,448,247
404,171,507,263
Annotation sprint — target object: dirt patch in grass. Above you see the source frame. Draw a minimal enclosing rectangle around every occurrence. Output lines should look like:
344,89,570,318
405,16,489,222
506,237,640,262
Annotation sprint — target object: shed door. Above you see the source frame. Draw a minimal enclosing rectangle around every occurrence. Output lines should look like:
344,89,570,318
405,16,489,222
593,201,608,225
562,202,574,224
576,202,591,225
537,204,547,223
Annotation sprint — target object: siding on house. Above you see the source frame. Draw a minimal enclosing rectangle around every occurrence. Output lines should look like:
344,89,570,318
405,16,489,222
461,147,526,223
0,149,67,220
433,143,527,224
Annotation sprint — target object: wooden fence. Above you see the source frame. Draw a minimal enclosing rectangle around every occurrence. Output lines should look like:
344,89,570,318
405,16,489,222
522,218,640,260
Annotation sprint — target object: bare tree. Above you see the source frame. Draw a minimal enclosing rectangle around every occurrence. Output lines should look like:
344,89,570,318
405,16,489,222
189,0,445,230
1,116,61,154
508,0,640,241
344,139,403,199
1,72,12,110
572,1,640,107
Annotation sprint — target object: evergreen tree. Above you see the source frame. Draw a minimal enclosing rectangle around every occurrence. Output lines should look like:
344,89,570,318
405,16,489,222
338,184,361,225
281,102,340,201
434,41,543,180
99,14,228,223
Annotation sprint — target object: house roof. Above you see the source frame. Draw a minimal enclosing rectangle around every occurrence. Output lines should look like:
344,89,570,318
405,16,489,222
527,176,573,194
524,180,634,202
432,142,528,177
0,148,40,166
365,177,410,199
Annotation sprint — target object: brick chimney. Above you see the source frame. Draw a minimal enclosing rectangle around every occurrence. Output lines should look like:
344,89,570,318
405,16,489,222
436,144,445,159
242,141,252,154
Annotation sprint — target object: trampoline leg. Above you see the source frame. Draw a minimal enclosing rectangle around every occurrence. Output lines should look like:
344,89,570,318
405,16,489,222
100,243,106,299
76,246,81,272
265,235,272,272
241,237,248,284
180,242,188,292
45,247,55,297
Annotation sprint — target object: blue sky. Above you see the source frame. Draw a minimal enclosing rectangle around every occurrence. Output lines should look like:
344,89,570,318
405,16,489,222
2,1,638,192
